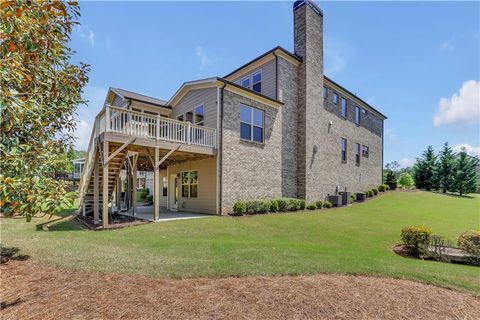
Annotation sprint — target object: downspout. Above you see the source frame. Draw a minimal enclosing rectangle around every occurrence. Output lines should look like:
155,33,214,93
382,120,384,183
272,51,278,100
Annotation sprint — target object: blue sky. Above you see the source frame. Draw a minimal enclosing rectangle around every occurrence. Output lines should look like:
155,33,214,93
70,1,480,167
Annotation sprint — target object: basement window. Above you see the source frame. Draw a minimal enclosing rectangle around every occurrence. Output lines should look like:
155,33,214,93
181,170,198,198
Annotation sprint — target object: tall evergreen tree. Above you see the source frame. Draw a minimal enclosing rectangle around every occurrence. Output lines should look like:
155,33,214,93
437,142,456,193
453,148,478,196
385,169,397,190
413,146,438,191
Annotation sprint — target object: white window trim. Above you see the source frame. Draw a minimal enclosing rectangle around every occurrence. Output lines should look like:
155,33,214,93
252,69,262,92
341,97,347,117
355,143,361,165
241,76,251,89
355,106,361,125
181,170,198,198
239,69,262,93
240,104,264,143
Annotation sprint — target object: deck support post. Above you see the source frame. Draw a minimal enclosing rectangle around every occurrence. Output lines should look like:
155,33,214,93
93,152,100,224
115,175,121,213
102,140,109,228
154,147,160,221
132,153,138,217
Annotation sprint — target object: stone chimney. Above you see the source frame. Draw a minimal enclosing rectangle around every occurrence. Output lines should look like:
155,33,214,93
293,0,324,201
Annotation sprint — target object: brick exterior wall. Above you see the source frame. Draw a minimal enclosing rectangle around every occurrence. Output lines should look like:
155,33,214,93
220,90,283,213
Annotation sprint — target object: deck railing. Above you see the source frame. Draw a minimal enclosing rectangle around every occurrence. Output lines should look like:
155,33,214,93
106,105,217,148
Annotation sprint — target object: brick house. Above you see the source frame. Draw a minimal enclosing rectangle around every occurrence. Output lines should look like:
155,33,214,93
78,0,386,227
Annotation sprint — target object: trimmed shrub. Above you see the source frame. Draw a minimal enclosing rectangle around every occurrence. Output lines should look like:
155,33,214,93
350,194,356,203
306,204,317,210
385,185,390,190
323,201,333,208
269,199,279,213
401,225,432,257
366,190,373,197
246,200,261,215
137,187,150,202
146,195,153,204
276,198,288,212
458,231,480,264
378,184,388,192
315,200,323,209
372,188,378,195
298,199,306,210
233,201,246,216
287,198,299,211
258,200,271,214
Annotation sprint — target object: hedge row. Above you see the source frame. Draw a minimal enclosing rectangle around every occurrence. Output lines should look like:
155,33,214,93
366,184,390,197
232,198,333,216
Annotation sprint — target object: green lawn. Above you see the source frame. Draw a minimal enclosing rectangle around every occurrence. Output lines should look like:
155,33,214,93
1,191,479,293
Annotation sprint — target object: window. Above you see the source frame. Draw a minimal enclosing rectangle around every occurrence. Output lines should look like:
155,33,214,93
194,105,204,126
240,104,264,143
341,138,347,162
181,170,198,198
241,76,250,88
355,106,361,125
355,143,360,165
341,97,347,117
333,92,338,105
252,71,262,92
185,111,194,123
177,114,184,121
362,145,369,157
323,86,328,98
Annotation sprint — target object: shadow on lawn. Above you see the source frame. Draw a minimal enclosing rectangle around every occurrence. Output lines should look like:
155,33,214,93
433,192,475,199
0,245,29,264
35,213,85,232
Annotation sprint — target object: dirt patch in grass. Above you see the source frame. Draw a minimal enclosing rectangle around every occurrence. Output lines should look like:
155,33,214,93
1,260,479,319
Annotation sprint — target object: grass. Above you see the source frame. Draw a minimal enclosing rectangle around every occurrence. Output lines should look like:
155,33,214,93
1,191,479,293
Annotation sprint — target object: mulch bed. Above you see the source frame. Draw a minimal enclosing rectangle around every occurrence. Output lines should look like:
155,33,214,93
76,214,150,230
1,260,479,320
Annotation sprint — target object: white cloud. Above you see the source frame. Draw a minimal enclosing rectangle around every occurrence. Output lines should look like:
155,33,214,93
399,158,415,168
196,46,212,71
439,41,454,52
453,144,480,157
433,80,480,126
324,36,354,76
72,120,92,151
76,25,95,47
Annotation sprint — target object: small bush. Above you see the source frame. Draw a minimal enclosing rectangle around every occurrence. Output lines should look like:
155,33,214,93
350,194,356,203
276,198,288,212
146,195,153,204
287,198,299,211
372,188,378,195
306,204,317,210
378,184,388,192
401,225,432,257
233,201,246,216
458,231,480,264
315,200,323,209
298,199,306,210
323,201,333,208
385,185,390,190
366,190,373,197
258,200,271,214
137,187,150,202
269,199,279,212
246,200,261,215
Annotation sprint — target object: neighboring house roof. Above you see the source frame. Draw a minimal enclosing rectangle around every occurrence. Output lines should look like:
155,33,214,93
111,87,170,108
168,77,284,108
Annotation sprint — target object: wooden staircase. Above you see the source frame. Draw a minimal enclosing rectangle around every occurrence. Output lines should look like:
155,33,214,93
82,145,127,217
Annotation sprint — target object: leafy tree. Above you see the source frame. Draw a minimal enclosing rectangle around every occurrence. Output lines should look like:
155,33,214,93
437,142,456,193
0,1,89,221
384,169,397,190
453,148,478,196
398,172,414,188
413,146,438,191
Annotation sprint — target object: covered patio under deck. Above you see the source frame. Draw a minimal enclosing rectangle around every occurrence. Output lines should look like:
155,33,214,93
118,205,210,222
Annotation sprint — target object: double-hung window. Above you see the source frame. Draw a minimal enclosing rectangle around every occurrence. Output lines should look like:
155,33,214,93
240,104,264,143
355,143,360,165
194,105,204,126
252,71,262,93
181,170,198,198
341,97,347,117
362,145,369,157
341,138,347,162
323,86,328,98
333,92,339,105
355,106,361,125
241,76,250,89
